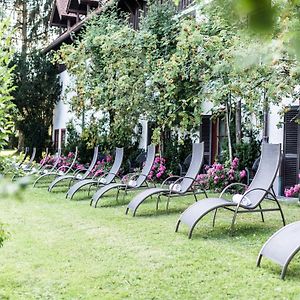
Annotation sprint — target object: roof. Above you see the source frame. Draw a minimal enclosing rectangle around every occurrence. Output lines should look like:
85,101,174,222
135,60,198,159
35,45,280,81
44,2,109,53
67,0,100,15
50,0,78,28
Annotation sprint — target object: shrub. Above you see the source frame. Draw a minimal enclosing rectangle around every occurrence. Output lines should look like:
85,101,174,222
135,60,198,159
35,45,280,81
148,155,167,181
284,174,300,197
197,157,247,192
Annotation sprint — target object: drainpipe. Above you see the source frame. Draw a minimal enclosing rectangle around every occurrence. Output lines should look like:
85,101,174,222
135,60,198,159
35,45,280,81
262,91,269,142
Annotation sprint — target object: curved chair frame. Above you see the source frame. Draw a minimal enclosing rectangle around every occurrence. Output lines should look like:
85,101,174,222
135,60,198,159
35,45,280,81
65,147,124,200
175,143,285,239
126,142,205,216
90,144,156,208
32,148,64,187
48,146,98,192
257,221,300,279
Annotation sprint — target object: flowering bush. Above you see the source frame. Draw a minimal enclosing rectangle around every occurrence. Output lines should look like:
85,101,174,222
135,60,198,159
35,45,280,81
196,157,247,192
40,152,114,177
90,155,113,177
284,174,300,197
148,155,167,181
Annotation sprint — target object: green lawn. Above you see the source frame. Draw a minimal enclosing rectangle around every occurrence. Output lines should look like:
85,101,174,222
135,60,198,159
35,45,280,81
0,183,299,299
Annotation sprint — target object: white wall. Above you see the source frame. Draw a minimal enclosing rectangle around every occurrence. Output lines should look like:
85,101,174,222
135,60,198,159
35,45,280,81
52,70,76,148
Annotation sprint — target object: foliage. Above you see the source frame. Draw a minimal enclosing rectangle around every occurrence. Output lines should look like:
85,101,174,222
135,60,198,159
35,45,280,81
42,150,114,177
148,155,167,181
234,135,261,171
0,0,57,52
197,158,247,192
0,19,16,150
55,3,208,150
56,1,299,171
162,134,191,175
11,51,61,156
285,173,300,197
285,183,300,198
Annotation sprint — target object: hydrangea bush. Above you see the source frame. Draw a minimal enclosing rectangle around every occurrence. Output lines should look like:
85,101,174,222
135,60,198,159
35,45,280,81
148,156,167,181
41,152,114,177
284,174,300,198
197,157,247,192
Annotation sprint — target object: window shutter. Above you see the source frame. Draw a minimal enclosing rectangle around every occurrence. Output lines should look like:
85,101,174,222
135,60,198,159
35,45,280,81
200,117,211,165
282,108,299,192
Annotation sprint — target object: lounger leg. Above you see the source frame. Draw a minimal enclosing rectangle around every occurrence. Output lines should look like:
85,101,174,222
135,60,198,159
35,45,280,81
156,195,161,211
230,206,240,232
193,190,198,202
116,188,120,203
212,209,218,227
258,204,265,222
256,254,262,267
280,266,288,280
275,200,286,226
175,219,181,232
122,187,128,202
166,194,171,212
88,184,94,196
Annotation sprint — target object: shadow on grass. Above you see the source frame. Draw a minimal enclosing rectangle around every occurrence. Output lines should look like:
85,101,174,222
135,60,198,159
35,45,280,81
187,221,283,241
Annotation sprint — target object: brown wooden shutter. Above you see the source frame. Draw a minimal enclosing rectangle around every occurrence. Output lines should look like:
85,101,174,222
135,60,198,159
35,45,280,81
282,107,299,193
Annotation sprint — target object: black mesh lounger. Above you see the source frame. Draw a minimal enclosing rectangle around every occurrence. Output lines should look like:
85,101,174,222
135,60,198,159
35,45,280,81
33,148,76,187
126,142,206,216
175,143,285,238
65,147,124,200
90,144,156,208
257,221,300,279
48,146,98,192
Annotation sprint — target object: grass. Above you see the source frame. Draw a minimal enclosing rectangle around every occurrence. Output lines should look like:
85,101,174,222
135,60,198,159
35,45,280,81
0,181,300,299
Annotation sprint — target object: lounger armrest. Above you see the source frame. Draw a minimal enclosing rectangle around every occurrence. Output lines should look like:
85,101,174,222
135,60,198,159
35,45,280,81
161,176,181,187
92,172,106,179
242,187,275,202
42,164,56,170
129,173,143,181
74,168,88,175
168,176,199,194
57,165,72,172
219,183,248,198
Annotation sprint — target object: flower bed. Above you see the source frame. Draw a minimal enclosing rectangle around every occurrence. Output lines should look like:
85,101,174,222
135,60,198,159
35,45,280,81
197,158,247,192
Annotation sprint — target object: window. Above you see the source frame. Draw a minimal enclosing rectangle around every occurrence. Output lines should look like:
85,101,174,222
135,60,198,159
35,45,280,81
61,129,66,148
54,129,59,150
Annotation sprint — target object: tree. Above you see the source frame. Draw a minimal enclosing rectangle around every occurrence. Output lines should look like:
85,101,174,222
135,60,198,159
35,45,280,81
11,51,61,156
0,19,16,150
0,0,55,52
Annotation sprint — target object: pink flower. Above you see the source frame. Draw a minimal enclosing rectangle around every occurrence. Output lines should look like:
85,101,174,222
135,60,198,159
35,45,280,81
156,172,162,178
240,170,246,179
154,157,160,163
231,157,239,170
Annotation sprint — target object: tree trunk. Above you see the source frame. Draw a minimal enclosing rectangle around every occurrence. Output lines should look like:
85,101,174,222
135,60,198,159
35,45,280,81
225,99,233,162
17,130,25,152
21,1,28,53
235,99,242,144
